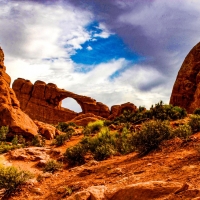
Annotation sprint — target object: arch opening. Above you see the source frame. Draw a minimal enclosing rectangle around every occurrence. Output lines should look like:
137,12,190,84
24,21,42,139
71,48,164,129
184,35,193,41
61,98,82,113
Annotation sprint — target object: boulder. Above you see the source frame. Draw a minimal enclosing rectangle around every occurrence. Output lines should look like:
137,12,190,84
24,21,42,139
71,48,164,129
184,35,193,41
70,113,105,126
9,147,50,161
34,120,62,140
170,42,200,113
0,47,38,138
67,181,191,200
12,79,110,124
106,181,182,200
108,102,137,119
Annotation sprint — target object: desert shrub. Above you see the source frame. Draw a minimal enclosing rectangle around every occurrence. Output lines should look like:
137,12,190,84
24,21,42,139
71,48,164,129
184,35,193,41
32,135,45,147
172,124,192,140
194,108,200,115
149,102,187,121
132,120,171,155
67,122,77,127
56,122,75,133
188,115,200,133
93,143,115,161
103,120,113,126
43,160,62,173
113,101,187,124
88,127,115,151
81,128,119,159
113,128,135,154
54,132,73,146
0,143,16,154
0,165,32,197
0,126,9,141
64,143,86,166
82,120,104,135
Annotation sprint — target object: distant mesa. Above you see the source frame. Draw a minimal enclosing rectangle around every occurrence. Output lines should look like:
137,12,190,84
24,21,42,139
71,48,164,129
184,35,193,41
170,42,200,113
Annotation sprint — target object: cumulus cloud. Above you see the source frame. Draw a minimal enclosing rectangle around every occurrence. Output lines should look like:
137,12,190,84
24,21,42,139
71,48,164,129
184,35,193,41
1,0,200,112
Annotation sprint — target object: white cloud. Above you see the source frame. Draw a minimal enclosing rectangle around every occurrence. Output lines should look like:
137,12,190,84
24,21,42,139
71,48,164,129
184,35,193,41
87,46,92,50
2,0,200,112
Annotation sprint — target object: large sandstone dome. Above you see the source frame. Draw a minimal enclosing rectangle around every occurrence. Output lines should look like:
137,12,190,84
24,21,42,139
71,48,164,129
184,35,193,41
170,42,200,113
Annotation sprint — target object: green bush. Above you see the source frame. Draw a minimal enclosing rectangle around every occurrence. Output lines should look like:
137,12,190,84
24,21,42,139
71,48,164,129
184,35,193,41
43,160,62,173
56,122,75,133
0,165,32,196
172,124,192,140
32,135,45,147
0,143,16,154
64,144,86,166
113,101,187,124
194,108,200,115
54,132,72,146
93,143,115,161
82,120,104,136
0,126,9,141
82,127,132,159
113,128,135,154
188,115,200,133
103,120,113,126
132,120,171,155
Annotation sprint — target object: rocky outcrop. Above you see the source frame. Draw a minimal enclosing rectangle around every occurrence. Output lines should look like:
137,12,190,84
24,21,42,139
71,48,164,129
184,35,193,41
0,47,38,138
34,120,62,140
67,181,196,200
170,42,200,113
12,79,110,124
70,113,105,126
108,102,137,119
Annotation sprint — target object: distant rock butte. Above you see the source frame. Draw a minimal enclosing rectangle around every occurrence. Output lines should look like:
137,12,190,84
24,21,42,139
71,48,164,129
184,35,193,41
0,47,38,138
12,78,111,124
170,42,200,113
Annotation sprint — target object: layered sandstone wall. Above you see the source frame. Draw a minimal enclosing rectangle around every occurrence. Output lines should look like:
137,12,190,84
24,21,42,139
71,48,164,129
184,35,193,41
170,42,200,113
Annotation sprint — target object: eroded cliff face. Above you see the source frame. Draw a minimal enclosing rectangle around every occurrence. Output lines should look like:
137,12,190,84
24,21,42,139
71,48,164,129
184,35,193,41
12,78,110,124
170,42,200,113
0,47,38,138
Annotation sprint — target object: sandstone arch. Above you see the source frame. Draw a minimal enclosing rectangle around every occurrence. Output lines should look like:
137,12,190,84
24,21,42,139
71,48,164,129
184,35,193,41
170,42,200,113
12,78,110,124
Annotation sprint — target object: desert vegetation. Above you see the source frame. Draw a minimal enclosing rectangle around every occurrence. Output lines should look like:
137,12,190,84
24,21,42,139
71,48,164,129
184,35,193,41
0,165,32,198
1,101,200,198
63,101,200,165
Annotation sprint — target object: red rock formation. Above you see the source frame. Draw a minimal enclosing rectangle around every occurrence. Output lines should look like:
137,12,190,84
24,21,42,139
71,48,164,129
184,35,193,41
108,102,137,119
70,113,105,126
34,120,62,140
12,79,110,124
0,47,38,138
170,42,200,113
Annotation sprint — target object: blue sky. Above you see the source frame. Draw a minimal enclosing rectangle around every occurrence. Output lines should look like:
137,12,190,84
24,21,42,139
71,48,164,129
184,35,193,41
1,0,200,112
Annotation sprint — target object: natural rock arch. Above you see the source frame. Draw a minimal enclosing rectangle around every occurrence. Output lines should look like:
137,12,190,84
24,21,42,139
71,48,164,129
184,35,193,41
12,78,110,124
